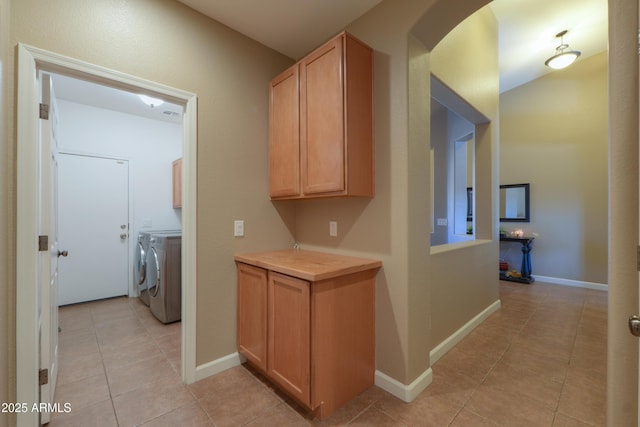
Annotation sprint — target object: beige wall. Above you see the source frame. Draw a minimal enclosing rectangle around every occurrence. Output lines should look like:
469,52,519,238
1,0,11,425
500,52,608,284
297,0,437,385
430,99,449,246
298,0,496,384
8,0,295,369
607,0,638,423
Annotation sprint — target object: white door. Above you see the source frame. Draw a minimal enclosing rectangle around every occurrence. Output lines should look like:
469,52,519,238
38,72,60,424
57,153,129,305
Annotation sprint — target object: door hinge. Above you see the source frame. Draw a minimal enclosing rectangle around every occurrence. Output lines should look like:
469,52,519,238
38,368,49,386
39,103,49,120
637,245,640,271
38,235,49,252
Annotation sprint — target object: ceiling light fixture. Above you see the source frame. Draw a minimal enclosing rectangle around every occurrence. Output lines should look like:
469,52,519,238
544,30,581,70
138,94,164,108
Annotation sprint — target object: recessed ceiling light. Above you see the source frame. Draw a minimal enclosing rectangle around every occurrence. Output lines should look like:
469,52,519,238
138,94,164,108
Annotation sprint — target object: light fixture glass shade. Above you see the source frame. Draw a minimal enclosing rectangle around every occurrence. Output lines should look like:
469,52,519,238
544,30,581,70
138,94,164,107
545,50,581,70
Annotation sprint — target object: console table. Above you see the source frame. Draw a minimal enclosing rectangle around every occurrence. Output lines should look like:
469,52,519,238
500,236,535,284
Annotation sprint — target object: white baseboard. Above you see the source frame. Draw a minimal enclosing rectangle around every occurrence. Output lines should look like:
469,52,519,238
194,352,245,382
375,367,433,403
533,275,608,292
193,300,503,399
199,352,433,405
429,299,501,364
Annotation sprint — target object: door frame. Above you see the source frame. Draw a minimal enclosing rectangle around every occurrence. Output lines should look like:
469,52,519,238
608,0,639,424
16,43,198,425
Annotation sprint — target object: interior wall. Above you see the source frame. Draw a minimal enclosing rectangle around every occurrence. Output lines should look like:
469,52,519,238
500,52,608,285
431,100,448,246
0,0,12,424
447,110,475,243
8,0,295,367
608,0,639,423
297,0,495,386
428,6,500,351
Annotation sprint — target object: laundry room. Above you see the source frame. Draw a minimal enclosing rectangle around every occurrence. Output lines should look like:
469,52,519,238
51,73,183,310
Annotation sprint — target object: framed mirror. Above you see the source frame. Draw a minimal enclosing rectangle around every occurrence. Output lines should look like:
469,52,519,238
500,183,530,222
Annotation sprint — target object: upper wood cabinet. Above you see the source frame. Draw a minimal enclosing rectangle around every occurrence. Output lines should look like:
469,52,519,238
269,32,374,200
172,158,182,208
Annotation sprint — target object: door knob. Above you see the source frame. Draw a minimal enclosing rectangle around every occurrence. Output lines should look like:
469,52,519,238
57,250,68,258
629,315,640,337
120,233,127,240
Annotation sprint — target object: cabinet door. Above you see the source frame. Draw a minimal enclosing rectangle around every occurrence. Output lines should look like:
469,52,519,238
268,271,310,405
237,263,268,372
269,65,300,198
172,158,182,208
300,35,345,195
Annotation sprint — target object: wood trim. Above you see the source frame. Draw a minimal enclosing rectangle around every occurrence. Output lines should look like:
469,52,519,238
172,158,182,208
344,33,374,197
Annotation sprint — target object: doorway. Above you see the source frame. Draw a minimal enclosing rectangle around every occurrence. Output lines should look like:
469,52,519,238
57,153,130,305
16,44,198,426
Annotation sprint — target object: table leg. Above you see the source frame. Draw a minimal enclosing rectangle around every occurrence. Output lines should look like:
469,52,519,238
520,240,533,278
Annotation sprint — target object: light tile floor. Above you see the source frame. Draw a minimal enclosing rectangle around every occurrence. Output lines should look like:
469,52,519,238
50,280,606,426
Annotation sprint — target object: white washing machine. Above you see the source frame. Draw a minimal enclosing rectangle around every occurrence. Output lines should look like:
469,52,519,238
147,232,182,323
134,230,180,306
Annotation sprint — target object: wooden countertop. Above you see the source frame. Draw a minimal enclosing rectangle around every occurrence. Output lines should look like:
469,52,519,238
234,249,382,282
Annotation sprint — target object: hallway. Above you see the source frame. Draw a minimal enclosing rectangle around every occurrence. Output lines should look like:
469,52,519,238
49,280,606,426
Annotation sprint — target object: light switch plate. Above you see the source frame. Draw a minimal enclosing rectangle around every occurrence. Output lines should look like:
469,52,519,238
329,221,338,237
234,220,244,237
437,218,448,226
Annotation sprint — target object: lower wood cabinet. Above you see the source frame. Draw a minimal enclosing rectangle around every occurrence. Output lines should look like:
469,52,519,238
235,250,380,420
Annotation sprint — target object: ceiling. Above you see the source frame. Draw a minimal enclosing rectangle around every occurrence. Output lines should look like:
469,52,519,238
489,0,607,92
53,0,607,122
51,74,184,124
175,0,607,93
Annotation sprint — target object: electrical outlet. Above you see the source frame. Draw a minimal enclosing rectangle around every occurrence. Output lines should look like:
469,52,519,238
329,221,338,237
234,220,244,237
437,218,448,226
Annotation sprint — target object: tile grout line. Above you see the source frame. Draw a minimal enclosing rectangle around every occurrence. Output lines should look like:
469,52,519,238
551,292,589,426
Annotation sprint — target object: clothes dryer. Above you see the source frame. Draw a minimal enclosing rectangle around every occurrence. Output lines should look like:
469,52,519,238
134,230,179,306
134,231,153,306
147,233,182,323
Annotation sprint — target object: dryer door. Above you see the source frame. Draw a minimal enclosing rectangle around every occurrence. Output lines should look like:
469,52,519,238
147,247,161,298
134,241,146,286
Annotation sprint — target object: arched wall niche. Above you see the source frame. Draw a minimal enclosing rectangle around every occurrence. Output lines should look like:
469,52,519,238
405,0,500,396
